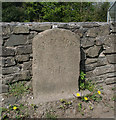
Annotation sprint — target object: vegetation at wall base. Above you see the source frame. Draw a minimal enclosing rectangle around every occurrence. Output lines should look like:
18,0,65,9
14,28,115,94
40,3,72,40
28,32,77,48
79,71,103,102
8,81,32,97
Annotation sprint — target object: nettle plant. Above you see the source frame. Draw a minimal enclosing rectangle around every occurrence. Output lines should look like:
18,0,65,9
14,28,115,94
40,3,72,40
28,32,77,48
78,71,102,102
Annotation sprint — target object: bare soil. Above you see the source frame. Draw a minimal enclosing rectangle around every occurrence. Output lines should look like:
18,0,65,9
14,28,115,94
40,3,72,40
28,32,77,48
1,83,115,119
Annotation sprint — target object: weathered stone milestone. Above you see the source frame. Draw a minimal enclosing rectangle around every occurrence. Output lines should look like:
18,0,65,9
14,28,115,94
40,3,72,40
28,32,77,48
32,28,80,103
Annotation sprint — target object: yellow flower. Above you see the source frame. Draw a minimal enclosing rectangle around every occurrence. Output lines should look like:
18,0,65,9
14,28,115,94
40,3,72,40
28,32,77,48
13,106,17,110
97,91,101,95
76,93,81,97
84,97,88,101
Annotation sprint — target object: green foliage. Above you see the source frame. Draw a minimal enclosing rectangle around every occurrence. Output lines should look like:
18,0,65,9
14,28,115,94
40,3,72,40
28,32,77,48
1,114,9,120
41,2,94,22
89,105,94,110
46,112,57,120
8,81,30,97
79,71,95,92
59,105,65,109
2,2,25,22
23,2,43,22
59,99,66,103
112,96,116,101
1,104,30,119
2,80,56,119
85,80,95,92
0,107,8,112
87,92,102,102
30,104,38,110
93,2,110,22
79,71,103,102
79,71,86,90
59,99,72,109
80,82,85,90
65,101,72,106
80,71,86,80
112,87,116,91
78,103,82,112
2,2,110,22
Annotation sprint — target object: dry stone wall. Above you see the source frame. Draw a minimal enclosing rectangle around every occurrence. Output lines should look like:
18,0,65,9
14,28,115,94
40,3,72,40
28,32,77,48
0,22,116,93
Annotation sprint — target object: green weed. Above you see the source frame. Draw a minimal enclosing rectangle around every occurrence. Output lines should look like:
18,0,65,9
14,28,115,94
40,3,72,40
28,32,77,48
59,99,72,109
89,105,94,110
58,105,65,109
78,103,82,112
46,112,57,120
79,71,103,102
8,81,30,97
0,107,8,112
112,96,116,101
80,71,95,91
80,71,86,90
112,87,116,91
2,114,9,120
1,103,30,119
30,104,38,110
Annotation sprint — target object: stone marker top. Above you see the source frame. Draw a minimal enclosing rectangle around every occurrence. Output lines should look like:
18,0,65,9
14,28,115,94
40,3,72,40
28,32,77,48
32,28,80,103
33,28,80,46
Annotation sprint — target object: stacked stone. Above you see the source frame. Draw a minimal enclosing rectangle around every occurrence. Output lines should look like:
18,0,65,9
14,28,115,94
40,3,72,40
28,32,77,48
53,22,115,85
1,23,54,93
1,22,115,93
76,22,116,85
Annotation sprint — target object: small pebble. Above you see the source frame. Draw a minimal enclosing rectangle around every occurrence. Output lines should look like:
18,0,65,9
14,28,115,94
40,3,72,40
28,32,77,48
1,98,4,101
